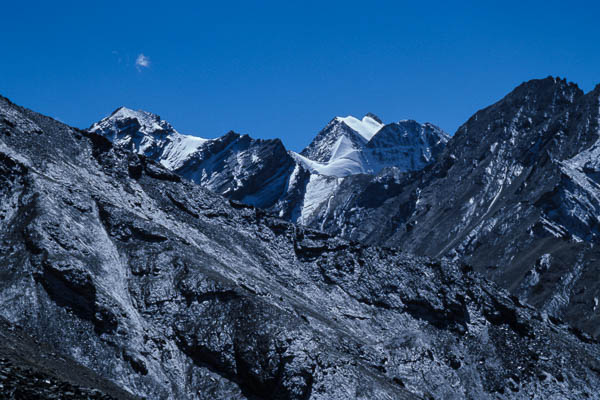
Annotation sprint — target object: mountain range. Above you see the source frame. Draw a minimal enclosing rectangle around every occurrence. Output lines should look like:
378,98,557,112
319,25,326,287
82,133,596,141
1,77,600,399
89,77,600,340
89,105,449,226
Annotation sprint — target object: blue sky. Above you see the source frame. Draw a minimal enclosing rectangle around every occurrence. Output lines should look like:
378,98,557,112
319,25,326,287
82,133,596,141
1,1,599,151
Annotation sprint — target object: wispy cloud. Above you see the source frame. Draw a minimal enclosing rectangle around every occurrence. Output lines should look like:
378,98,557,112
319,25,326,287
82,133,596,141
135,53,150,71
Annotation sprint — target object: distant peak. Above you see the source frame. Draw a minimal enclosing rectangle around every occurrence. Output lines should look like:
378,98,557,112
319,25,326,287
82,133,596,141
379,120,449,140
90,106,177,137
110,106,135,116
397,119,418,125
111,106,127,114
487,76,584,117
365,113,382,124
223,130,242,139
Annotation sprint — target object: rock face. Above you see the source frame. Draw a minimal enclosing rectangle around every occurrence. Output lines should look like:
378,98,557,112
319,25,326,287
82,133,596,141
305,77,600,339
2,95,600,399
364,120,449,172
173,131,301,212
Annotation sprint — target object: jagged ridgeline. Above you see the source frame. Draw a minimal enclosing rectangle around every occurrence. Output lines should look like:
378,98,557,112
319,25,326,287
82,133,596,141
306,77,600,340
89,77,600,344
89,108,448,225
1,91,600,398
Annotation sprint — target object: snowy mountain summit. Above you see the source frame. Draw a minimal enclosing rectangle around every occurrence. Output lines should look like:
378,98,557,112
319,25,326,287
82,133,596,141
89,107,207,170
92,106,177,137
296,114,448,177
90,107,302,212
300,114,383,165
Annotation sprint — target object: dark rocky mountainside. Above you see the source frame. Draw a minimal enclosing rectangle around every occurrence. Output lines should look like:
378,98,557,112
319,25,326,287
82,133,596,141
306,77,600,339
0,318,135,399
172,131,302,213
364,120,448,171
2,95,600,398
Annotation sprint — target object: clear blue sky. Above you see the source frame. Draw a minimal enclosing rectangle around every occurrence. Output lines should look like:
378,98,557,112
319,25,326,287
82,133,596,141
1,1,599,151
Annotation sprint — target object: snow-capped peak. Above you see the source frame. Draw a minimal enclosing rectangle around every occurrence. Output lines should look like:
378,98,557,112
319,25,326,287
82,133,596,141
89,107,208,170
297,116,449,178
91,106,178,138
335,114,384,141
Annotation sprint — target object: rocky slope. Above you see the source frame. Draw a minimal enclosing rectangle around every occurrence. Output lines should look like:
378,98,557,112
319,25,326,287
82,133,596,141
3,95,600,398
364,120,449,172
306,77,600,339
0,318,135,399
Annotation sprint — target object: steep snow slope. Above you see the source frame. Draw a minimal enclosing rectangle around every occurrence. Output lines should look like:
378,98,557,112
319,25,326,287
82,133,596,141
2,94,600,399
300,115,379,164
336,114,383,141
292,138,367,176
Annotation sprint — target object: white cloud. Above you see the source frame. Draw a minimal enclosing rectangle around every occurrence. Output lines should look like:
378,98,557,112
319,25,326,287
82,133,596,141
135,53,150,70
